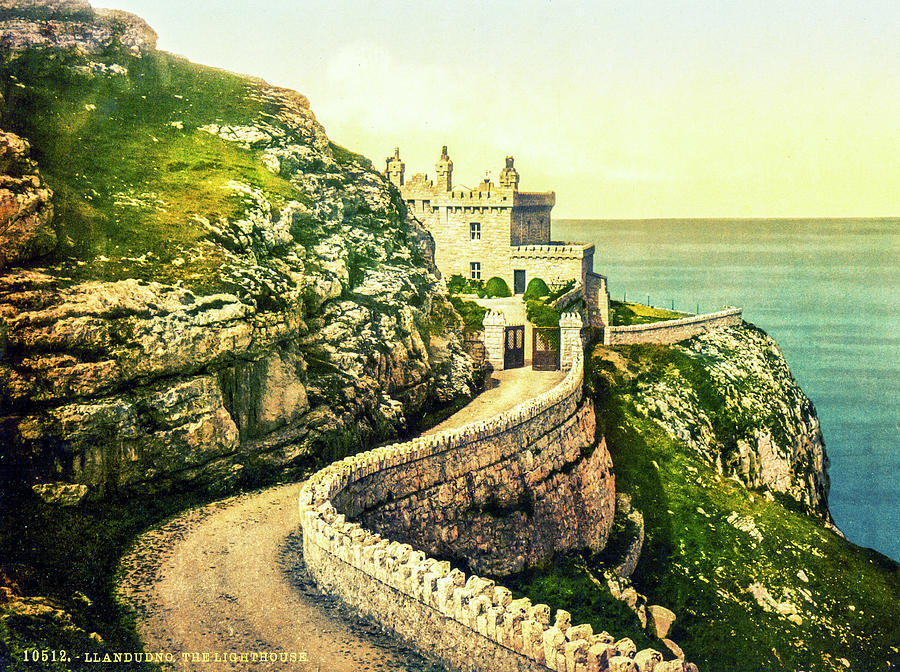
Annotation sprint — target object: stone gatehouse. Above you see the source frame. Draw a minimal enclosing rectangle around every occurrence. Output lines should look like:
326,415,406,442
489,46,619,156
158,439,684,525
386,146,610,326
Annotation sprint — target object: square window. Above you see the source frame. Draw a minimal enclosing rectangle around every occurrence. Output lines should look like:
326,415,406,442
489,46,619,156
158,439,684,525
470,222,481,240
470,262,481,280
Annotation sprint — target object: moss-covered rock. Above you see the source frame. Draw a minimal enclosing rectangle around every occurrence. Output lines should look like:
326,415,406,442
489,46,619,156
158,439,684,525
574,322,900,672
0,1,475,498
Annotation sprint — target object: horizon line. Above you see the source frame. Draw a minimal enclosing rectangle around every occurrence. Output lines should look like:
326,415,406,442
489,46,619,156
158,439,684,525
553,215,900,222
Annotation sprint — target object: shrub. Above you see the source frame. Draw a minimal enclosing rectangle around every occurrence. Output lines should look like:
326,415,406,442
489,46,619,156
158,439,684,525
447,274,467,294
447,274,486,296
484,276,512,298
523,277,550,300
449,295,487,333
525,299,560,328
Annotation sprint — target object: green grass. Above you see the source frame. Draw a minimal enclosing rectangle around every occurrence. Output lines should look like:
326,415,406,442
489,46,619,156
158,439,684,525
0,47,303,292
610,300,685,326
567,343,900,672
504,552,655,649
0,486,216,671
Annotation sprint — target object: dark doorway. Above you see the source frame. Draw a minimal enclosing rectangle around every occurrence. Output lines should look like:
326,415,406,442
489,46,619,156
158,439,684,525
532,328,560,371
514,269,526,295
504,325,525,369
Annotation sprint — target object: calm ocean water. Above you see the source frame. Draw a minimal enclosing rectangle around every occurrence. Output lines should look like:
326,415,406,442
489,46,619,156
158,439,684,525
555,218,899,561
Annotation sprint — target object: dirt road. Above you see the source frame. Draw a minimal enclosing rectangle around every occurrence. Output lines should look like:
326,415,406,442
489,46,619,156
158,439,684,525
117,484,441,671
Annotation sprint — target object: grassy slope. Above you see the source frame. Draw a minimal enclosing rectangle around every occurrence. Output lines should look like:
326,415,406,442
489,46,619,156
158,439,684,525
512,343,899,672
0,43,355,671
611,300,685,326
1,46,301,292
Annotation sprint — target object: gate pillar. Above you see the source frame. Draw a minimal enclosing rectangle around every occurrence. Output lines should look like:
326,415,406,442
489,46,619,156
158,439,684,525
560,312,584,370
482,310,507,371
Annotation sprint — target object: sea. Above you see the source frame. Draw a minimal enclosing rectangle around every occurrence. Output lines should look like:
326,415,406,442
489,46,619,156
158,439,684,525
555,218,899,562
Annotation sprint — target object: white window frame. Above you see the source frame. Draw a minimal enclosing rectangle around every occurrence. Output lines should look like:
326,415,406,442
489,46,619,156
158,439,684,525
470,262,481,280
470,222,481,240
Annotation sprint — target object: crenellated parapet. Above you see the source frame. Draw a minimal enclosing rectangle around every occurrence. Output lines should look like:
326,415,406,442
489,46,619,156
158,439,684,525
298,349,697,672
511,243,594,259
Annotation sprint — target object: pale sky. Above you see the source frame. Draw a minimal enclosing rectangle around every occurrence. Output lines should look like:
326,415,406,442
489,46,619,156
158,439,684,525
102,1,899,218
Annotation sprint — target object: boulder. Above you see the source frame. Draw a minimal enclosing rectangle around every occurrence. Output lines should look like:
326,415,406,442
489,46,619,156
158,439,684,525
608,656,640,672
615,637,637,658
647,604,677,638
656,661,686,672
661,638,685,660
0,132,55,269
634,648,663,671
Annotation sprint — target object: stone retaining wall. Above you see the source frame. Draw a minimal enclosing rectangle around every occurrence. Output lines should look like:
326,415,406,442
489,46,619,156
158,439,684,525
335,396,607,577
604,308,742,345
299,351,694,672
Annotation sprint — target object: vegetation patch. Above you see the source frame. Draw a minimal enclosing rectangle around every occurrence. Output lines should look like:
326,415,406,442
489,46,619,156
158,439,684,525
503,551,654,649
526,342,900,672
449,295,487,334
0,486,220,671
0,48,303,293
484,276,511,298
522,277,550,301
610,300,685,326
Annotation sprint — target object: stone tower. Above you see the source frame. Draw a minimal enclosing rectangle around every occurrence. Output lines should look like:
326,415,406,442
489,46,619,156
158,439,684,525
498,156,519,190
435,145,453,192
385,147,405,187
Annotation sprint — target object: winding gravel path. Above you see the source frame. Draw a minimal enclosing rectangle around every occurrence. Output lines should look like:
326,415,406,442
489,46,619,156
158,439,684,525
117,484,442,671
117,368,563,670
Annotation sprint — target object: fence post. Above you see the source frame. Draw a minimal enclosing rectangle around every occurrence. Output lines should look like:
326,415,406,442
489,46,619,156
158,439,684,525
559,312,584,371
482,311,507,371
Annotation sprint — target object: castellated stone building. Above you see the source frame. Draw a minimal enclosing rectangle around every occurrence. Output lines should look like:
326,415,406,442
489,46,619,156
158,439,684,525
386,146,609,325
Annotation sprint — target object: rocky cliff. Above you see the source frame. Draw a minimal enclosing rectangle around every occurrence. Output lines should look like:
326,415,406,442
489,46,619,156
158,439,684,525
0,0,475,500
596,323,829,516
559,323,899,672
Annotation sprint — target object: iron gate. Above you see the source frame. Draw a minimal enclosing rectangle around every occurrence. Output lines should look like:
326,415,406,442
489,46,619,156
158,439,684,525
532,327,560,371
503,325,525,369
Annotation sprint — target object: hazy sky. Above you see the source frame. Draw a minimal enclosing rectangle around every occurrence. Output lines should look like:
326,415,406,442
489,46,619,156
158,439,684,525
103,1,899,218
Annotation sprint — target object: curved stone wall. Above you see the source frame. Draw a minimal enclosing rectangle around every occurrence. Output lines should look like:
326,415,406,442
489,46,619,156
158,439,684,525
298,351,694,672
604,308,742,346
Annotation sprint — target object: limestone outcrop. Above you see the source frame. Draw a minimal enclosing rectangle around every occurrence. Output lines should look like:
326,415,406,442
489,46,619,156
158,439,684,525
627,323,829,514
0,131,55,269
0,1,157,55
0,1,475,497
